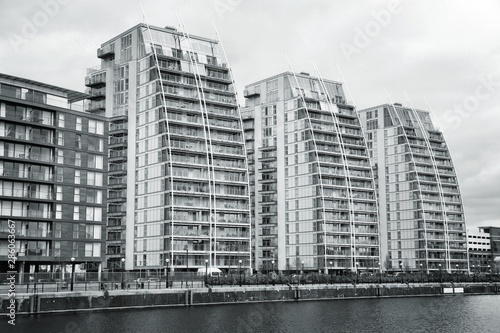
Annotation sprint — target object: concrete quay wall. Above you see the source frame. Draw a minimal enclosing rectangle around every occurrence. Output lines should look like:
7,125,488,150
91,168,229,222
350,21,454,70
1,283,498,316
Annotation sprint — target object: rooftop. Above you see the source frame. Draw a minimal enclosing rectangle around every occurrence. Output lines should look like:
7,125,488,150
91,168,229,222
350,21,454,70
0,72,90,103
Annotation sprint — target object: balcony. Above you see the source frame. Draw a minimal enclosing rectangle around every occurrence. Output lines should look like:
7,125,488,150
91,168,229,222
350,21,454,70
17,249,52,257
85,73,106,87
243,86,260,98
87,87,106,100
108,177,126,188
109,123,128,134
86,100,106,113
109,136,127,147
97,44,115,59
109,150,127,160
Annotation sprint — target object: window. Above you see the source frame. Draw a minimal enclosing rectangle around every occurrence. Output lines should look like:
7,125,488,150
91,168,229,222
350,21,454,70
54,223,62,238
56,204,62,219
73,206,80,220
75,170,80,184
74,188,80,202
54,241,61,256
75,152,81,167
87,172,103,186
76,117,82,131
76,135,81,148
88,155,103,169
86,207,102,221
85,243,101,257
57,150,64,164
57,132,64,145
88,120,104,135
73,242,78,257
88,137,103,152
85,225,102,239
87,189,103,204
58,114,65,128
56,186,62,200
73,224,79,238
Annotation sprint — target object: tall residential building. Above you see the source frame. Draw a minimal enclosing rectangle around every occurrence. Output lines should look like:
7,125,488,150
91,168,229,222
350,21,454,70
0,73,107,278
86,24,252,272
243,72,380,274
358,103,468,272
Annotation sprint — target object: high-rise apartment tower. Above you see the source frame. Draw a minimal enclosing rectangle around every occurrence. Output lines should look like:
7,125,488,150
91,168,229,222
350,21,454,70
243,72,380,273
358,103,468,272
86,24,252,272
0,73,107,277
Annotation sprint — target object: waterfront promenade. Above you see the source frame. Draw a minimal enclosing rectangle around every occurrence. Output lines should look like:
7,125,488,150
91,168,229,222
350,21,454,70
1,281,498,316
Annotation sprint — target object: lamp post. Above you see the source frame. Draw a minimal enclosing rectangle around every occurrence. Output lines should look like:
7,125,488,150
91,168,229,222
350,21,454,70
329,261,333,284
238,259,242,287
165,259,170,288
301,261,305,285
184,245,189,272
378,262,382,284
439,264,442,283
420,263,423,283
230,260,233,283
205,259,209,285
70,257,75,291
271,260,275,286
355,262,359,284
121,258,125,289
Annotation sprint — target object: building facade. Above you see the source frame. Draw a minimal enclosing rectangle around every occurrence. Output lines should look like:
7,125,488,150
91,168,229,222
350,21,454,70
87,24,252,272
0,73,107,277
243,72,380,273
468,226,500,274
359,103,468,272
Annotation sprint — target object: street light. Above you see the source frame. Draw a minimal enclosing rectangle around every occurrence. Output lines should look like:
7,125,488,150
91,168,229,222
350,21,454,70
238,259,242,287
121,258,125,289
165,259,170,288
439,264,442,283
356,262,359,284
70,257,75,291
184,245,189,272
420,263,423,283
205,259,209,285
301,261,305,285
271,260,275,286
329,261,333,284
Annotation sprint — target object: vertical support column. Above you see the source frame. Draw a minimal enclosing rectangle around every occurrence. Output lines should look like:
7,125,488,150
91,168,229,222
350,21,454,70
18,261,25,284
98,262,102,285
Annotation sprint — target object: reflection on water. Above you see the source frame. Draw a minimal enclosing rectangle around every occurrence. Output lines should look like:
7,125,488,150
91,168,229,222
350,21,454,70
9,295,500,333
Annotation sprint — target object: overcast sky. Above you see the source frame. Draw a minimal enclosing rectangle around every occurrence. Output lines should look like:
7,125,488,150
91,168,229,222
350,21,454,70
1,0,499,229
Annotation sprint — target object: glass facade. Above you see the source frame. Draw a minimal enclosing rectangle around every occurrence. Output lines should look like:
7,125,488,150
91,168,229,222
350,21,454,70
90,24,251,271
244,73,380,273
0,75,107,274
359,104,468,272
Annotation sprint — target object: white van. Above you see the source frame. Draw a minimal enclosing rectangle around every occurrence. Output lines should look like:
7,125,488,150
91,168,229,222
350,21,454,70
197,267,223,277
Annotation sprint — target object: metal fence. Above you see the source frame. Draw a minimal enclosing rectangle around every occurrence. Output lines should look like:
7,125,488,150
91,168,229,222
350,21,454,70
1,271,499,294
